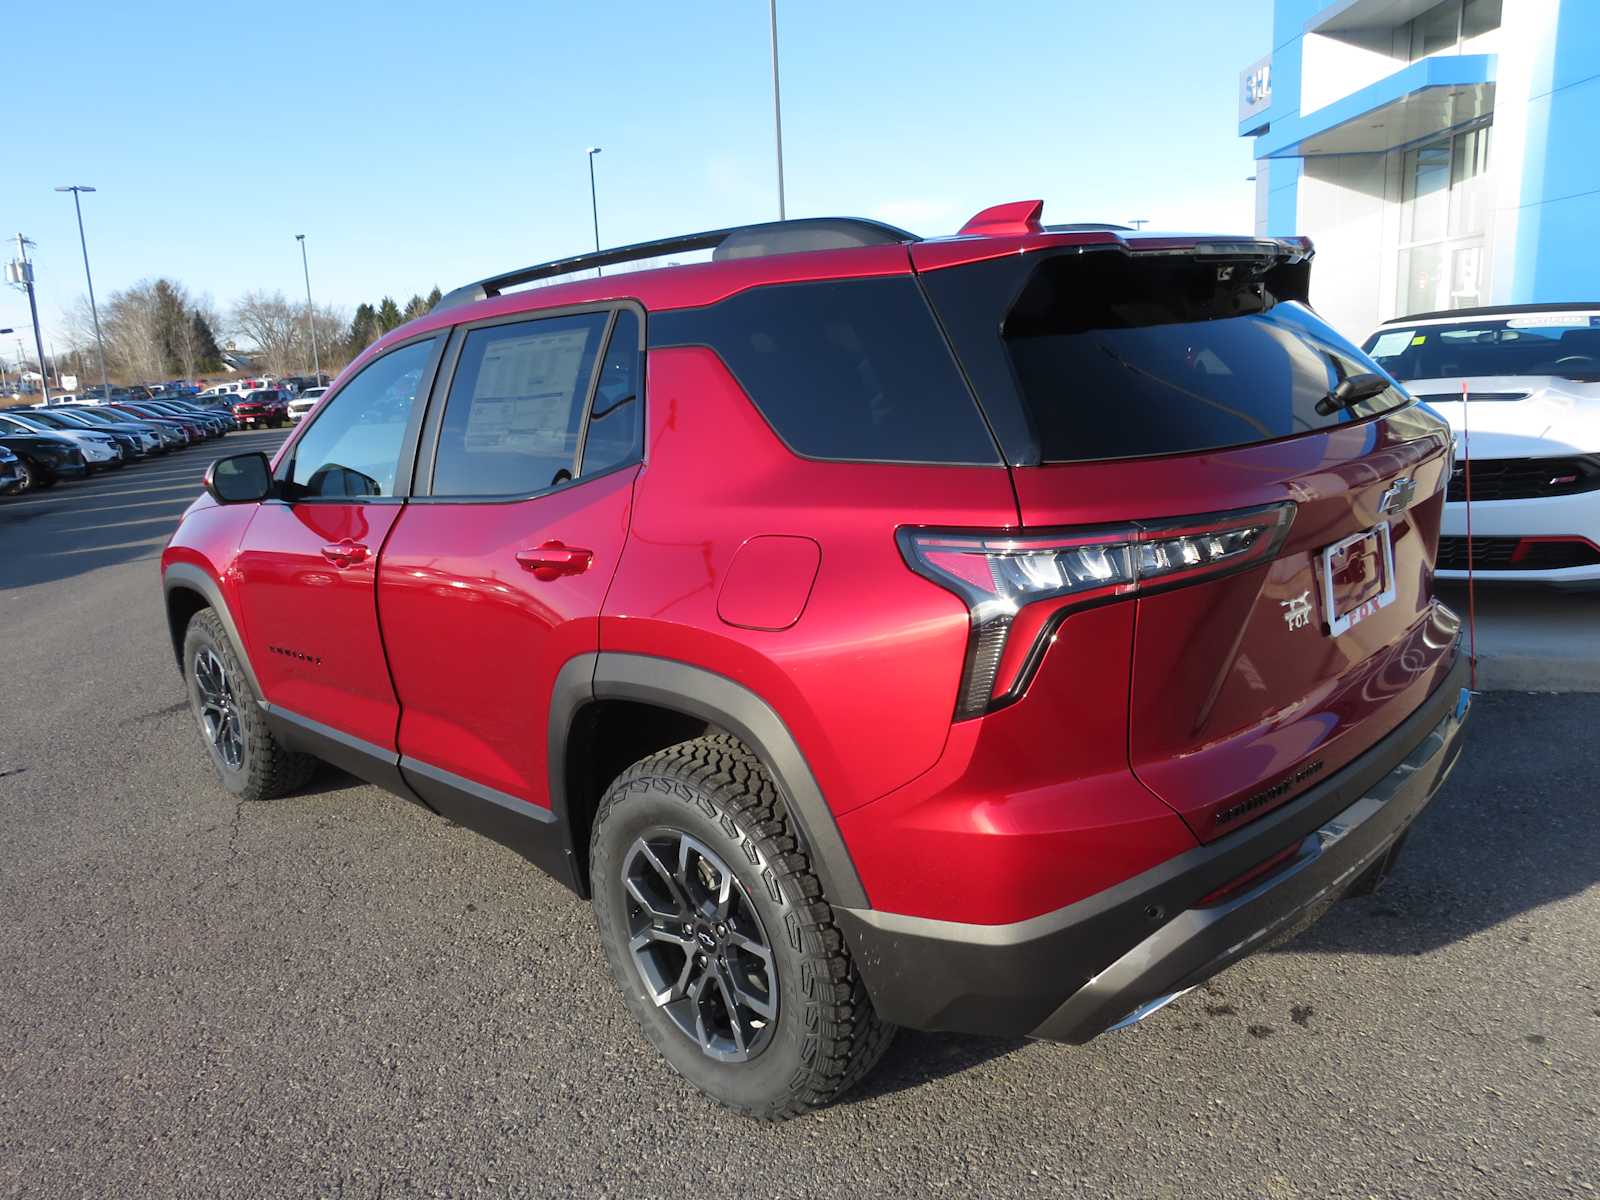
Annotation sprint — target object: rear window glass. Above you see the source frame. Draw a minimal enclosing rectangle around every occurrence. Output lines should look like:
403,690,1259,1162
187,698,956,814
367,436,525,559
649,277,999,465
1362,314,1600,382
924,250,1409,463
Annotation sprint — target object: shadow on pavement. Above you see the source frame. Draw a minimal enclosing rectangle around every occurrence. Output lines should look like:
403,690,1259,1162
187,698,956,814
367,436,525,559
1271,690,1600,958
0,432,286,591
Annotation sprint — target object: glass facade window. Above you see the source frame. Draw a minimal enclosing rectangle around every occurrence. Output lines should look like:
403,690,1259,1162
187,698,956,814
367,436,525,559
1462,0,1503,41
1410,1,1461,59
1406,0,1501,61
1398,124,1493,315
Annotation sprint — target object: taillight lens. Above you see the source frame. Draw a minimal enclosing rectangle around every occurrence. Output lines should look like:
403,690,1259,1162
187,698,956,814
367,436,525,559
899,502,1295,720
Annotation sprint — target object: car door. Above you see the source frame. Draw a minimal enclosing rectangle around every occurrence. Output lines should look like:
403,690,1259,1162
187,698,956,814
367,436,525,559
377,305,644,818
232,334,442,753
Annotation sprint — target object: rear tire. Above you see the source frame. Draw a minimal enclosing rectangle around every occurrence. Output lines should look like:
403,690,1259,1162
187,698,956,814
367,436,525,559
182,609,316,801
12,460,34,493
591,734,894,1120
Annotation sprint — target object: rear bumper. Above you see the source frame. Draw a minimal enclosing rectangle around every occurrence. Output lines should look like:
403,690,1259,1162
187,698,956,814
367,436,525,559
838,647,1471,1042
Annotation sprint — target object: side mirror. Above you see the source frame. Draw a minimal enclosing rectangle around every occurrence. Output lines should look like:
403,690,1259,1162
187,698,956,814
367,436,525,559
204,451,274,504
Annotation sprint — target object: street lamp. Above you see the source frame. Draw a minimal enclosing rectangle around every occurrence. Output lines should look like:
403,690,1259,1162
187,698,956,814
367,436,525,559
295,234,321,382
769,0,787,220
55,186,112,402
586,147,603,277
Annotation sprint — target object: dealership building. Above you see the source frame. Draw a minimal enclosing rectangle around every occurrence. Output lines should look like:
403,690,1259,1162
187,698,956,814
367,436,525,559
1241,0,1600,339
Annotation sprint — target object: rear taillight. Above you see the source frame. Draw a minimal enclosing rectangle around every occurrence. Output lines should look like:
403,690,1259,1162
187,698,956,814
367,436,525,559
899,502,1295,720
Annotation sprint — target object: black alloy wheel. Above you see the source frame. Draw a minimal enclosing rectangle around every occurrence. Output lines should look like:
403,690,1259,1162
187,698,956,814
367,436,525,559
192,645,245,770
622,828,778,1062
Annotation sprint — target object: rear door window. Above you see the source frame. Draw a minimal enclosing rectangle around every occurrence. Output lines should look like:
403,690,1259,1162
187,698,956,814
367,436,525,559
649,277,1000,465
580,309,643,477
430,312,608,497
923,250,1409,463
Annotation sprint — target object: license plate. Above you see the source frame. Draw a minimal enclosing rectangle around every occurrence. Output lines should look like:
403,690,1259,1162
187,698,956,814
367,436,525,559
1321,523,1396,636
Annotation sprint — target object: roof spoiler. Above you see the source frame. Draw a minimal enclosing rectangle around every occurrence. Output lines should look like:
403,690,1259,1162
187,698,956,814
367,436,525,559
433,217,918,313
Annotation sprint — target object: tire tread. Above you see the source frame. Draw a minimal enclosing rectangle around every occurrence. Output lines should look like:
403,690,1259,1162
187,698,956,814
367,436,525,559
593,733,894,1119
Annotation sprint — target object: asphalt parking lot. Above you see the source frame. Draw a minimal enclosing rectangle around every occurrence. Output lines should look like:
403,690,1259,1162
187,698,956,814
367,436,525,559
1,430,1597,1199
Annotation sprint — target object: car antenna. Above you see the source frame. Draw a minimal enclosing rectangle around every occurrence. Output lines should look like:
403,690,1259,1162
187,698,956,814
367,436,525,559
1461,379,1478,692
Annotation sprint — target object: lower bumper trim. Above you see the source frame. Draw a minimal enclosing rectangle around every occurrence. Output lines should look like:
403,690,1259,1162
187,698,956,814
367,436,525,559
838,650,1472,1041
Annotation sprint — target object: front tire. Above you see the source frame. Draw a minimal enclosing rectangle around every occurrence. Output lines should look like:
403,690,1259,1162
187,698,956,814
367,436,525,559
591,734,894,1119
182,609,316,801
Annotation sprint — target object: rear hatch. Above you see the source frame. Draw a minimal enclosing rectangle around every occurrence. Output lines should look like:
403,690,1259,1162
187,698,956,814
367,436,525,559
916,233,1457,842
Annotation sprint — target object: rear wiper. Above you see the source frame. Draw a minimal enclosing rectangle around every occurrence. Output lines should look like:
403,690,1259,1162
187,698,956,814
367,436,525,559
1315,372,1391,416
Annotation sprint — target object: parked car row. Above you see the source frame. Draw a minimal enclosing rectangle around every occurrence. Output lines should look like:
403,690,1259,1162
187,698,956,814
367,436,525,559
0,394,239,495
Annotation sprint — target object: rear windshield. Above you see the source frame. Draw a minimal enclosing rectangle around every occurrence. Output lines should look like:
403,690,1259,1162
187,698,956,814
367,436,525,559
1361,314,1600,382
923,250,1409,463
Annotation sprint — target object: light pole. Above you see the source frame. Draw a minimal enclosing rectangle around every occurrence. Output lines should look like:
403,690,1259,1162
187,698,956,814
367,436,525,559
295,234,321,382
769,0,786,220
55,186,112,402
586,147,603,277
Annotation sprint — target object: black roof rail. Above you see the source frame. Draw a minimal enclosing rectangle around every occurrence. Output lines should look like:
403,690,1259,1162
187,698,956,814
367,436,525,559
433,216,919,312
1045,222,1134,232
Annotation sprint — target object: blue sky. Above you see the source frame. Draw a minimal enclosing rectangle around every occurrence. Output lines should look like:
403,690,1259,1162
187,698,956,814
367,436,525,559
5,0,1269,351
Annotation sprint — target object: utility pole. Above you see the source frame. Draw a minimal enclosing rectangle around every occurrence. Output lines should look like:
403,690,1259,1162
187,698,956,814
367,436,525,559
586,147,603,277
769,0,787,220
5,234,51,403
56,186,112,402
295,235,321,382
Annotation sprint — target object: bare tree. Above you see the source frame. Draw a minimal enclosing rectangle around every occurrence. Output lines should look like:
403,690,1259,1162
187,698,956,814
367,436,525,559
232,291,301,376
101,281,169,383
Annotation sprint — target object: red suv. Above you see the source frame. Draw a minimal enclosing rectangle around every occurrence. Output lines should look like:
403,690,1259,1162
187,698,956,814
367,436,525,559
232,389,289,428
162,201,1471,1118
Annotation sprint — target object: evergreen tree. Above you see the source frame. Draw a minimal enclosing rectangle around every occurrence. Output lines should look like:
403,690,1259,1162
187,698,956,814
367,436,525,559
401,293,429,322
189,312,223,371
376,296,402,332
152,279,189,374
346,303,378,354
425,286,443,309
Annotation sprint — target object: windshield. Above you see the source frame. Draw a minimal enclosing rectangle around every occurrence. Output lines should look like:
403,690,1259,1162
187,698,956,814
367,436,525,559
1362,313,1600,382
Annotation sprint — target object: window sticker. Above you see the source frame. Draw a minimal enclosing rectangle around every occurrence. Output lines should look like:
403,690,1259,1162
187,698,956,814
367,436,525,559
464,328,591,454
1369,331,1416,357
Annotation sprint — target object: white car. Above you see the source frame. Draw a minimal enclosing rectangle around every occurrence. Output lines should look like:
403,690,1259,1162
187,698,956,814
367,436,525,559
287,386,327,422
1363,304,1600,588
